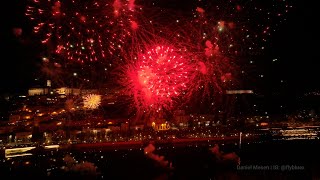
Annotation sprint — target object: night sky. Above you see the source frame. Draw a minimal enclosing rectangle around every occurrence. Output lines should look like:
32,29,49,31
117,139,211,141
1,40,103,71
0,0,319,97
267,0,319,94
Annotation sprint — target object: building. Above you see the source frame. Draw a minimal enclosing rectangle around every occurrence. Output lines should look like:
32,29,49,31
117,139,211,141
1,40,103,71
28,88,49,96
55,87,80,96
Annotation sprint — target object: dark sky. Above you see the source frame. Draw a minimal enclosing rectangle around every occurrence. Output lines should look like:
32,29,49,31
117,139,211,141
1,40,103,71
0,0,38,94
268,1,320,94
0,0,319,96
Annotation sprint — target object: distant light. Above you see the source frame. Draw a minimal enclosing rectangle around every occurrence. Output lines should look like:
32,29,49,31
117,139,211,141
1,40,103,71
226,90,254,94
5,147,36,158
42,57,49,62
47,80,51,87
44,145,59,149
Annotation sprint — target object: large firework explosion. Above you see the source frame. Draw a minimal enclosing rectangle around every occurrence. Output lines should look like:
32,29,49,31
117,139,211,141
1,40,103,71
26,0,139,63
119,44,192,116
116,0,291,117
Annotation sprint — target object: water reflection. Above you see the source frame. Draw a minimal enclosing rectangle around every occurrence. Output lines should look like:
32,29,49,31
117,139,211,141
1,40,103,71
1,140,319,179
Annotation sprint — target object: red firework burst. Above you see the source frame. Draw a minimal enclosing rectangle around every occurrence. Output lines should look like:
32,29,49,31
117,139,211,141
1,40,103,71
187,52,234,100
121,45,191,113
25,0,138,63
167,7,238,104
170,20,236,103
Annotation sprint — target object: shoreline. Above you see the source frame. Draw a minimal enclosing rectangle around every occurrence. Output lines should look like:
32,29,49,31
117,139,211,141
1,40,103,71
62,135,256,151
